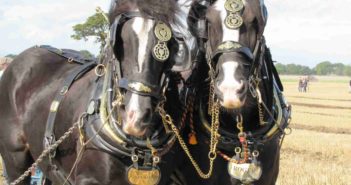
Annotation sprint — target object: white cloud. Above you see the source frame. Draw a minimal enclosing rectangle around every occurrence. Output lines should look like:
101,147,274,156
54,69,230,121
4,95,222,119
0,0,350,67
0,0,110,56
264,0,351,66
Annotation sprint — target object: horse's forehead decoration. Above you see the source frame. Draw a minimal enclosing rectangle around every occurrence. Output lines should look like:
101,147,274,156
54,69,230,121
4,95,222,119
153,22,172,62
224,0,244,29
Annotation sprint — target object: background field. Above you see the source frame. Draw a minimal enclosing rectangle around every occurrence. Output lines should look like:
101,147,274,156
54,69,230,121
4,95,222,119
276,75,351,185
1,75,351,185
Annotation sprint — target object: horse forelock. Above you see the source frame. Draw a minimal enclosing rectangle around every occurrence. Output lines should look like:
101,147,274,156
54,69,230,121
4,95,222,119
108,0,179,24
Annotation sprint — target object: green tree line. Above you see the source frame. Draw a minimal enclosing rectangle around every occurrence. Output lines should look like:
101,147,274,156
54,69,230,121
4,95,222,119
275,61,351,76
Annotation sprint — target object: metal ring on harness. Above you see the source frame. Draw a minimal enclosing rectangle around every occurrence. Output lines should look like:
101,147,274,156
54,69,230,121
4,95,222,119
131,154,139,162
67,58,74,63
252,150,259,157
95,64,106,77
284,127,292,135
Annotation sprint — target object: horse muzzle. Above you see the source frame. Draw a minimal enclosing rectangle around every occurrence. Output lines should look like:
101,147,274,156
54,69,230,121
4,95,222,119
215,81,248,109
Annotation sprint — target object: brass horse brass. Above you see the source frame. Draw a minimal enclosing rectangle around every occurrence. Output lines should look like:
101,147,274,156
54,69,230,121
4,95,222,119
224,0,244,29
154,22,172,42
225,13,243,29
128,82,152,93
225,0,244,13
127,167,161,185
153,22,172,62
153,42,170,61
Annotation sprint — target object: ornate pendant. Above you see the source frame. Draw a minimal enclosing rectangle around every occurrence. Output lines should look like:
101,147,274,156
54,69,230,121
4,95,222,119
228,160,262,184
153,22,171,62
153,42,170,62
225,13,243,29
154,22,172,42
127,166,161,185
225,0,244,13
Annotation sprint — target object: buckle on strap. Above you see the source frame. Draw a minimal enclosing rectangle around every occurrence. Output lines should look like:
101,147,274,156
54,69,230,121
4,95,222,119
44,135,56,158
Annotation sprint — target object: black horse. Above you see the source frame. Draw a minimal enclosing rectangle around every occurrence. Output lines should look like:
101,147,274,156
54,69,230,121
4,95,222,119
177,0,291,184
0,0,190,184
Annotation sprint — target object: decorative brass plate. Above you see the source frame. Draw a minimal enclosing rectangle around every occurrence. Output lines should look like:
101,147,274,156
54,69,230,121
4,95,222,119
154,22,172,42
50,101,60,112
128,82,152,93
228,160,262,184
153,42,170,62
217,41,242,51
127,167,161,185
225,13,243,29
225,0,244,13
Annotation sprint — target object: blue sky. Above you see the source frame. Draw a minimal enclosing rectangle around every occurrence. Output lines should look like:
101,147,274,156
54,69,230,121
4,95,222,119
0,0,350,67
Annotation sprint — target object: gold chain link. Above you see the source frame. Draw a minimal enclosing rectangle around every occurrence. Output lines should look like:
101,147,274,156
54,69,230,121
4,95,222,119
157,99,220,179
236,114,244,134
255,82,267,126
208,80,215,115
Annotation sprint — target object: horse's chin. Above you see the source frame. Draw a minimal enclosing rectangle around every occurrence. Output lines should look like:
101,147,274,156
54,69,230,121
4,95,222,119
220,94,246,110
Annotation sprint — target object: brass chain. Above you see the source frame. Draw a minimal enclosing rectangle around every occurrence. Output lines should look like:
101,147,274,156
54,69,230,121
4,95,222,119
253,78,267,126
236,114,249,163
157,99,220,179
10,119,82,185
208,80,215,115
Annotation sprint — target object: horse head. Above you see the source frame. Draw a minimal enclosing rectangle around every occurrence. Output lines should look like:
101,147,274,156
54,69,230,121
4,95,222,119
206,0,268,110
109,0,181,137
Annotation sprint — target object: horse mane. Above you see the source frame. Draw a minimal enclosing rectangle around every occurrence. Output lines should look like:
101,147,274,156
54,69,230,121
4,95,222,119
108,0,178,24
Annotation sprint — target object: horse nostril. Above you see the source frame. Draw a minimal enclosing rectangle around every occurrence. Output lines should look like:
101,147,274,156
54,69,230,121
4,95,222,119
142,109,152,123
127,110,136,121
236,80,245,93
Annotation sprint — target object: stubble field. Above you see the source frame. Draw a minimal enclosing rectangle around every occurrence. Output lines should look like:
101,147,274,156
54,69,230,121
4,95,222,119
276,75,351,185
1,76,351,185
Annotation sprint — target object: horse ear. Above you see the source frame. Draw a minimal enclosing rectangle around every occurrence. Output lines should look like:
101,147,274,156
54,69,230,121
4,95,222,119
246,0,267,36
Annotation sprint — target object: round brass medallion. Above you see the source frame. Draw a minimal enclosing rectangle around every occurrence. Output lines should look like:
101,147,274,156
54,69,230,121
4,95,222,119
154,22,172,42
127,167,161,185
225,0,244,13
153,42,170,62
225,13,243,29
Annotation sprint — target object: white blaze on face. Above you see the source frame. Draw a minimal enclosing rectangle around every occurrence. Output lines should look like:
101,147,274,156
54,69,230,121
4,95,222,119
213,0,246,42
218,62,244,109
213,0,246,108
131,18,155,72
128,93,140,112
124,93,142,135
220,62,240,89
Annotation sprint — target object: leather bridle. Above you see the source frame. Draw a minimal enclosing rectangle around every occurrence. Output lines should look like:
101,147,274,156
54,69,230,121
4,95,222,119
110,12,173,100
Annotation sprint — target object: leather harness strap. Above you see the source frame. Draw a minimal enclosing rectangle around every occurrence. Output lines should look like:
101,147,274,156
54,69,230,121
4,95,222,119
44,61,96,153
38,45,97,65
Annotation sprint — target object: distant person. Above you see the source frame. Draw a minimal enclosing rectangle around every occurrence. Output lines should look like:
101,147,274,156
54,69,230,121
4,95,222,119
302,77,309,92
298,77,303,92
349,80,351,93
